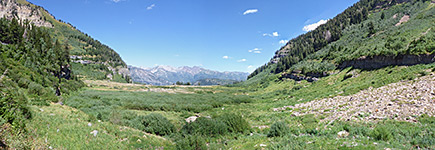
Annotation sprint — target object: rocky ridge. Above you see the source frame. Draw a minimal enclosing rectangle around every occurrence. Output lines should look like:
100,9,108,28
274,71,435,123
0,0,53,27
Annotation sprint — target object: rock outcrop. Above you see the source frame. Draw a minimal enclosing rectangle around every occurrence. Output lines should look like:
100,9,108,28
0,0,53,28
339,54,435,70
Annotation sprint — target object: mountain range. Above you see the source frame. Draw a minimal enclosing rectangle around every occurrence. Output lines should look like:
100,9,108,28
128,65,249,85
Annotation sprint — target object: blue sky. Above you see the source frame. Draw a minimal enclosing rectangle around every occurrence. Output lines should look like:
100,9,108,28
28,0,359,72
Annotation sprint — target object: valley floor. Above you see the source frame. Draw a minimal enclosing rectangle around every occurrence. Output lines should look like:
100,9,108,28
4,64,435,149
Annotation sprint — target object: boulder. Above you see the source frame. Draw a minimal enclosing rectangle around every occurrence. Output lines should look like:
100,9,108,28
337,130,349,138
185,115,199,123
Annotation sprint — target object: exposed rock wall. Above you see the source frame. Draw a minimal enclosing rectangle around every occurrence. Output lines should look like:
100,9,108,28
281,73,319,82
0,0,52,27
339,54,435,70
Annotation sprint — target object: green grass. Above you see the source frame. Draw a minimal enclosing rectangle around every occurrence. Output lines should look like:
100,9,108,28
54,62,433,149
25,104,174,149
3,61,428,149
66,89,252,114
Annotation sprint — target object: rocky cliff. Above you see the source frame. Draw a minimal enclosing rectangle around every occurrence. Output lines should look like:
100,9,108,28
339,54,435,70
0,0,53,27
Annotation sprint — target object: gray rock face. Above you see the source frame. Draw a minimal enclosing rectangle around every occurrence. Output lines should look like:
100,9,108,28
0,0,53,28
128,65,249,85
339,54,435,70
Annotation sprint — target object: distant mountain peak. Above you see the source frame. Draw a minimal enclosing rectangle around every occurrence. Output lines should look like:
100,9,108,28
128,65,249,85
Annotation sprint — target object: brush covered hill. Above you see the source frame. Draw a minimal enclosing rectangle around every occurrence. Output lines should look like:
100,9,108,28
249,0,435,80
0,0,131,83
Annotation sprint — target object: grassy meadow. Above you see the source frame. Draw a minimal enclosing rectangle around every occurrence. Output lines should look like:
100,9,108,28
13,63,431,149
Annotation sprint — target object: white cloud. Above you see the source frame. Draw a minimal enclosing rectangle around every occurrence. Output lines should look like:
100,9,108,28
247,65,254,69
303,19,328,32
237,59,247,62
263,32,279,37
222,56,229,59
272,32,279,37
147,4,155,10
279,40,288,44
248,48,260,52
248,48,261,54
111,0,124,3
243,9,258,15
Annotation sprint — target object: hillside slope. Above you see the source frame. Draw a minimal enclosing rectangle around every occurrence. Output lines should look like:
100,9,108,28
0,0,132,148
0,0,130,82
275,71,435,122
249,0,434,79
129,65,248,85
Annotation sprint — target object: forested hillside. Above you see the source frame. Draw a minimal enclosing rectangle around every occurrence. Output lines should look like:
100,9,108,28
1,0,131,82
0,0,131,146
249,0,434,79
0,17,84,132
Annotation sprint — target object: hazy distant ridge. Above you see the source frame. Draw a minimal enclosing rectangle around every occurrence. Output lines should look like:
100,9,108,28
129,65,249,85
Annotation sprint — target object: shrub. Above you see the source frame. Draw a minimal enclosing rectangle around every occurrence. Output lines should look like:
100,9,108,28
28,82,44,95
370,126,393,141
232,97,252,104
301,114,318,127
175,134,207,150
411,128,435,148
17,78,30,88
137,113,176,136
268,121,290,137
217,113,250,133
29,97,49,106
181,117,228,137
0,86,31,130
270,135,306,150
419,114,435,124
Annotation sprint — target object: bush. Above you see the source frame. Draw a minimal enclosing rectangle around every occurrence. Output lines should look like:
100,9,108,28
0,86,31,130
181,117,228,137
28,82,44,95
419,114,435,124
370,126,393,141
175,134,207,150
268,121,290,137
270,135,306,150
29,97,50,106
137,113,176,136
217,113,250,133
17,78,30,88
232,97,252,104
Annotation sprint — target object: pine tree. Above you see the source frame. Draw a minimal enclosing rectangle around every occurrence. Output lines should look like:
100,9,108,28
368,22,375,36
